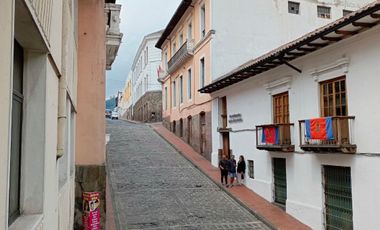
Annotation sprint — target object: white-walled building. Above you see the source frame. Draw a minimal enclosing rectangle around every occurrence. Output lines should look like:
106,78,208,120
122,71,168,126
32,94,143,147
0,0,77,229
211,0,374,80
200,2,380,229
131,30,163,122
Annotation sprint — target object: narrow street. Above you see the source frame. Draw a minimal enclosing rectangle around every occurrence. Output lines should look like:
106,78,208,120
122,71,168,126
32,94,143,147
106,120,270,230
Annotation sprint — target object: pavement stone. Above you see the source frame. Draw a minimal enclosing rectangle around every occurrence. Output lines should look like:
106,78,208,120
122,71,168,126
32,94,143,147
106,120,270,230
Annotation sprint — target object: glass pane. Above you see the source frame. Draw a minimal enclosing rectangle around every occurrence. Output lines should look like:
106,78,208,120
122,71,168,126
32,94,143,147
341,80,346,91
335,81,340,93
328,83,333,94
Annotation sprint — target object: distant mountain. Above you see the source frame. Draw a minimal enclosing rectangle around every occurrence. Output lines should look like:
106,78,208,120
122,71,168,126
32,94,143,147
106,97,117,110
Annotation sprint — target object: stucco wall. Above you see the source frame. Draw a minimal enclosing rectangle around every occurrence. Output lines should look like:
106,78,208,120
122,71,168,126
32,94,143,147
210,25,380,229
76,0,106,165
211,0,374,80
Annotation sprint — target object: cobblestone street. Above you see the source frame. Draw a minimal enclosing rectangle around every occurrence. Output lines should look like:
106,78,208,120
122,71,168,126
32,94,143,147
106,120,270,230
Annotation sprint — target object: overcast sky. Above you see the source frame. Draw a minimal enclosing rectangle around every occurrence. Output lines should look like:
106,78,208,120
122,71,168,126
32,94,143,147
106,0,181,99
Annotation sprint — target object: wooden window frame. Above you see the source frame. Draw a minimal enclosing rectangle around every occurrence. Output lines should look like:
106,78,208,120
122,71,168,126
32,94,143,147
319,76,347,117
272,92,290,124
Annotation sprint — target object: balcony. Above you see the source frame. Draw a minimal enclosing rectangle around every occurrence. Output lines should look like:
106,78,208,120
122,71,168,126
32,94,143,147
105,3,123,70
256,124,295,152
299,116,356,153
167,40,194,74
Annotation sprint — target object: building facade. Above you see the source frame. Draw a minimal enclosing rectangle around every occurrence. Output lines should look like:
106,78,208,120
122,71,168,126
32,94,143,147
119,73,133,120
200,2,380,229
0,0,77,229
157,0,370,161
75,0,122,229
131,30,163,123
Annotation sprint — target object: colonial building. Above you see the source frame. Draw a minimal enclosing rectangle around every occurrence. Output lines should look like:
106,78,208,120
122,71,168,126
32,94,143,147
156,0,369,161
131,30,163,123
200,2,380,229
75,0,122,228
0,0,77,229
119,72,133,120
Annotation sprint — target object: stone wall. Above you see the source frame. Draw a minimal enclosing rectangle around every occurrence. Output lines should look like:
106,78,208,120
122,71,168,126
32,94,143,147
133,91,162,122
74,165,106,230
163,111,212,161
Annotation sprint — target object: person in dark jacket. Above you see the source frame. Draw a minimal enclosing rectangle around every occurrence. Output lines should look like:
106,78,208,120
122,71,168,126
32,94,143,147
237,155,246,185
218,155,228,186
227,155,237,187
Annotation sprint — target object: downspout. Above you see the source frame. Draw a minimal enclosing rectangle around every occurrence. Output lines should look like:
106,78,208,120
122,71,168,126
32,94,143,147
57,74,67,159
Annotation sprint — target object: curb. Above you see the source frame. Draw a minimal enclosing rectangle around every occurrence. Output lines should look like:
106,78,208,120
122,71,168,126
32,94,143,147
150,125,277,230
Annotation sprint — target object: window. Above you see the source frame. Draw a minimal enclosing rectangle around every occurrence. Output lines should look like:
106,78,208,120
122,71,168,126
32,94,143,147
273,92,289,124
318,6,331,19
9,40,24,225
320,77,347,116
179,76,183,104
179,34,183,46
188,68,192,100
187,22,192,41
172,80,176,107
144,47,148,66
248,160,254,179
343,9,353,16
200,4,206,38
164,87,168,110
200,58,205,88
323,166,353,229
164,52,168,70
288,1,300,14
172,42,177,54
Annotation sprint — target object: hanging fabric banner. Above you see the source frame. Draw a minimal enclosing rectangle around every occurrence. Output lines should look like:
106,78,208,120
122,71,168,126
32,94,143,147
305,117,334,140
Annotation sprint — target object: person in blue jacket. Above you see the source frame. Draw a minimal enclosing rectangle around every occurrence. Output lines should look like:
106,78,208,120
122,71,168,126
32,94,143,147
227,155,237,187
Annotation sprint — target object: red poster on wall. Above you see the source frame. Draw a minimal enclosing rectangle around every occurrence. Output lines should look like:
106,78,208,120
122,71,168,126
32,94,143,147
82,192,100,230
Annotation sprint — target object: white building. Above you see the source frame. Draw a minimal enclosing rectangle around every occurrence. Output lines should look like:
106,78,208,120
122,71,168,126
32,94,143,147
210,0,373,81
201,2,380,229
131,30,163,122
0,0,77,229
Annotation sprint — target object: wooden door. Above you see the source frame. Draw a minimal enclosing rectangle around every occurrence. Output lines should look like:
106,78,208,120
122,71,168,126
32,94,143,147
187,116,192,144
273,92,290,145
320,77,348,144
200,112,206,154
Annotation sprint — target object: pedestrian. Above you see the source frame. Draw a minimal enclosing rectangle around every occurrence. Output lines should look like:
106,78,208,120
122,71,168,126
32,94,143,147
237,155,246,185
218,155,228,186
227,155,237,187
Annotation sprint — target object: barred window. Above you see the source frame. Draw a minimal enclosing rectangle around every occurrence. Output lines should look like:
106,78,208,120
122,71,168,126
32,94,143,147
318,6,331,19
288,1,300,15
248,160,254,179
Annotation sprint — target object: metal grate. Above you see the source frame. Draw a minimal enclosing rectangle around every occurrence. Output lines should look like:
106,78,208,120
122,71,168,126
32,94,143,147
273,158,287,206
248,160,254,179
318,6,331,19
288,1,300,14
324,166,353,230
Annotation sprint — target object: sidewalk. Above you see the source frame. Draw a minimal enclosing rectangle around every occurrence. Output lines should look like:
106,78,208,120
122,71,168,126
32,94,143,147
151,123,310,230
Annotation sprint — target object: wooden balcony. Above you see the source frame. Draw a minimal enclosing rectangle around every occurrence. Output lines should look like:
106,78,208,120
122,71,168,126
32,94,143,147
256,123,295,152
167,40,194,74
299,116,356,153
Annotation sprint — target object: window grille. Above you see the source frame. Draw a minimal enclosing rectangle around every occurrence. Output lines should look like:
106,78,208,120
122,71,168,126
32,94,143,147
288,1,300,14
248,160,254,179
318,6,331,19
323,166,353,230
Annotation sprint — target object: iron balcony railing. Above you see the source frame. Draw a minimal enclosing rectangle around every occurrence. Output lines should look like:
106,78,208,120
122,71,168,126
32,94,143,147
299,116,356,153
167,40,194,74
256,123,295,152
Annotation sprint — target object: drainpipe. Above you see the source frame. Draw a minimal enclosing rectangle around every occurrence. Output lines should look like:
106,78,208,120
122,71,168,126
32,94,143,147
57,74,67,159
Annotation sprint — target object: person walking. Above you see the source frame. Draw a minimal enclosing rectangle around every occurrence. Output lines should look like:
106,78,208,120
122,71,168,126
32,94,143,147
218,155,228,186
237,155,246,185
227,155,237,188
